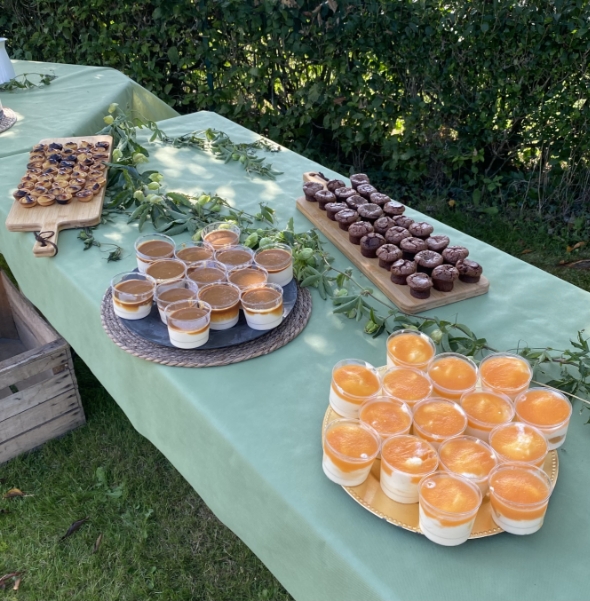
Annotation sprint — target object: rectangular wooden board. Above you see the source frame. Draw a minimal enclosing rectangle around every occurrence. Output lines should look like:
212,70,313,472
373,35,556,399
296,172,489,314
5,135,113,257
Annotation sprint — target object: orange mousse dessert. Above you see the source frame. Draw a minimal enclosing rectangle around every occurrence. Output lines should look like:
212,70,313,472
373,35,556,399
322,419,381,486
479,353,532,400
380,435,438,503
359,398,412,442
460,390,515,442
381,367,433,408
386,330,436,370
489,422,548,467
427,353,478,400
419,472,482,546
329,360,381,418
489,464,553,535
412,399,467,449
515,387,572,450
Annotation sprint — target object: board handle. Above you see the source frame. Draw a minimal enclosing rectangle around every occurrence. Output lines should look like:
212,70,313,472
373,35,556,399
303,171,330,185
33,228,59,257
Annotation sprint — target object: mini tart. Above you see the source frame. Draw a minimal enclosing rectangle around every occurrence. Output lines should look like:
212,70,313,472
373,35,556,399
66,185,83,194
29,152,46,162
34,184,49,194
76,189,95,202
48,142,63,151
95,141,110,150
13,189,28,200
50,186,65,196
18,181,35,190
56,167,73,175
71,170,88,179
55,192,73,205
87,169,105,179
85,181,103,194
28,168,43,175
32,143,48,153
28,188,44,199
55,174,71,183
19,195,37,208
27,161,44,170
38,175,54,185
92,152,110,161
60,160,77,169
37,194,56,207
77,152,90,162
64,142,79,150
75,164,90,172
70,177,87,186
90,162,107,172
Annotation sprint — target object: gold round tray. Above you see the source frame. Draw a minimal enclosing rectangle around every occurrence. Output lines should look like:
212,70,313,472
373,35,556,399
322,406,559,538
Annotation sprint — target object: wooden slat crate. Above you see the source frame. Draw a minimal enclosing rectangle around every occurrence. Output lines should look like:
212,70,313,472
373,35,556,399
0,270,85,464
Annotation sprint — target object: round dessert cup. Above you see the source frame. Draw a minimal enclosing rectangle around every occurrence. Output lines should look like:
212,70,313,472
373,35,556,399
240,283,284,331
514,387,572,450
228,265,269,291
174,241,214,266
111,271,155,321
214,245,255,271
488,463,553,535
197,282,241,330
427,352,478,400
380,434,438,504
419,472,482,546
412,398,468,450
134,233,175,274
385,329,436,371
329,359,381,419
186,260,228,287
322,418,381,487
459,390,515,442
479,352,533,401
201,222,241,249
380,366,433,408
154,279,199,324
164,299,212,349
488,422,548,467
359,397,412,448
254,243,294,286
145,258,187,285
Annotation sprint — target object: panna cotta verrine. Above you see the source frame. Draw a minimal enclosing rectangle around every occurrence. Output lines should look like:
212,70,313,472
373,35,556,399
479,352,533,400
215,245,254,270
165,299,212,349
197,283,241,330
385,330,436,370
254,244,293,286
228,265,268,290
489,422,548,467
135,233,175,273
322,418,381,486
460,390,515,442
329,359,381,418
241,283,284,330
427,353,478,400
201,222,241,249
187,260,228,286
381,366,433,408
154,280,199,324
145,258,187,285
380,435,438,503
412,398,467,449
111,272,155,320
359,397,412,443
175,242,214,265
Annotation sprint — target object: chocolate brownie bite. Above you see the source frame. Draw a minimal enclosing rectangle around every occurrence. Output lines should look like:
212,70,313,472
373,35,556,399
456,259,483,283
325,202,348,221
350,173,370,190
383,200,406,216
426,234,450,252
315,189,336,210
390,259,417,285
373,216,397,235
431,264,459,292
399,237,428,261
376,244,402,270
358,203,383,223
369,192,390,207
360,233,386,258
346,194,368,210
303,181,323,202
442,245,470,265
385,226,411,246
407,273,433,299
409,221,434,240
357,183,378,200
335,208,359,231
394,215,415,229
348,221,374,245
334,186,356,203
327,179,346,193
414,250,443,275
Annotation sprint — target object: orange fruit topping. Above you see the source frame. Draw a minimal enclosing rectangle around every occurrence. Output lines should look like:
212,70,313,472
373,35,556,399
461,391,514,429
387,333,434,368
359,400,411,438
489,423,547,465
428,357,477,393
324,422,379,472
421,475,480,515
381,435,438,475
480,355,531,392
332,364,381,405
439,438,497,479
382,368,432,404
413,400,466,439
516,389,571,427
490,467,551,520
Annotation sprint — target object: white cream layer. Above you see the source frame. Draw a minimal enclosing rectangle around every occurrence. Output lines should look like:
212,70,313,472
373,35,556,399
490,506,544,535
329,387,362,419
113,300,152,321
243,309,283,331
380,467,420,504
167,327,209,349
209,314,239,330
266,264,293,287
536,421,570,451
465,424,492,442
419,506,475,546
322,453,372,487
136,257,150,274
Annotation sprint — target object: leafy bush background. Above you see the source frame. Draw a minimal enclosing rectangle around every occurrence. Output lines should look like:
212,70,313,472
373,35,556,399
2,0,589,225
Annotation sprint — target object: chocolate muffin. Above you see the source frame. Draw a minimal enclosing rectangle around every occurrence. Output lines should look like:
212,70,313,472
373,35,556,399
346,194,368,210
350,173,370,190
442,245,470,265
407,273,433,299
303,182,323,202
394,215,415,229
383,201,405,216
409,221,434,240
376,244,402,270
390,259,417,285
358,203,383,223
431,264,459,292
325,202,348,221
335,208,359,231
456,259,483,283
426,235,450,252
357,183,378,200
348,221,374,245
334,186,357,203
385,226,411,246
360,233,386,258
369,192,390,207
414,250,444,275
315,189,336,210
399,237,428,260
373,216,397,235
327,179,346,193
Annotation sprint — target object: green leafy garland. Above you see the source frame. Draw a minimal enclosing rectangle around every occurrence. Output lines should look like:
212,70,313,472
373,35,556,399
0,72,57,91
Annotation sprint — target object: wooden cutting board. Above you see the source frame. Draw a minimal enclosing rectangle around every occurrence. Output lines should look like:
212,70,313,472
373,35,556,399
296,172,489,314
5,135,112,257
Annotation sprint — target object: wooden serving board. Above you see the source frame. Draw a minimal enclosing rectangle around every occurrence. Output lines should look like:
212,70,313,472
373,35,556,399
5,135,112,257
297,172,489,314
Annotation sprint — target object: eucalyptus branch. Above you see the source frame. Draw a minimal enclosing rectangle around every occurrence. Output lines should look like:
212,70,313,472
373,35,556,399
0,72,57,91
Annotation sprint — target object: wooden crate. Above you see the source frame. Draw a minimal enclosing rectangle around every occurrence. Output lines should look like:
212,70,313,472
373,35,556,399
0,270,85,464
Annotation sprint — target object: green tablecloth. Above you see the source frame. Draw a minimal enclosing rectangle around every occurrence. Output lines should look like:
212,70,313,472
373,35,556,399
1,63,589,601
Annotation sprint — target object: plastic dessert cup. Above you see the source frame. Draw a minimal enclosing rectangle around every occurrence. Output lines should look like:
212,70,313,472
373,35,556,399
322,419,381,486
186,260,228,287
427,353,478,400
135,233,175,274
228,265,268,290
412,398,468,450
488,463,553,535
241,283,284,331
418,472,482,546
381,366,433,408
514,387,572,450
254,244,294,286
175,242,214,265
438,436,498,495
215,245,255,270
359,397,412,445
111,272,155,320
385,330,436,371
479,352,533,401
329,359,382,419
380,435,438,503
145,258,187,285
489,422,548,467
201,222,241,249
197,282,241,330
460,390,515,442
165,299,212,349
154,279,199,324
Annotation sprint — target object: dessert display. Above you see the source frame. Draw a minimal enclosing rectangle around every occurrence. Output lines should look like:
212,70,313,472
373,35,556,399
154,279,199,324
145,258,187,285
460,390,515,441
381,366,433,407
386,330,436,370
359,397,412,442
197,282,242,330
254,244,294,286
111,272,155,320
479,352,533,400
175,242,214,265
165,299,212,349
412,398,468,449
329,359,381,418
201,222,241,249
427,353,478,399
135,233,175,273
215,245,254,270
240,283,284,330
489,422,548,467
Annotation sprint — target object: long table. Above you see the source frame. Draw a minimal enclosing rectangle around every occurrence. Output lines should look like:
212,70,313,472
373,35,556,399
1,62,589,601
